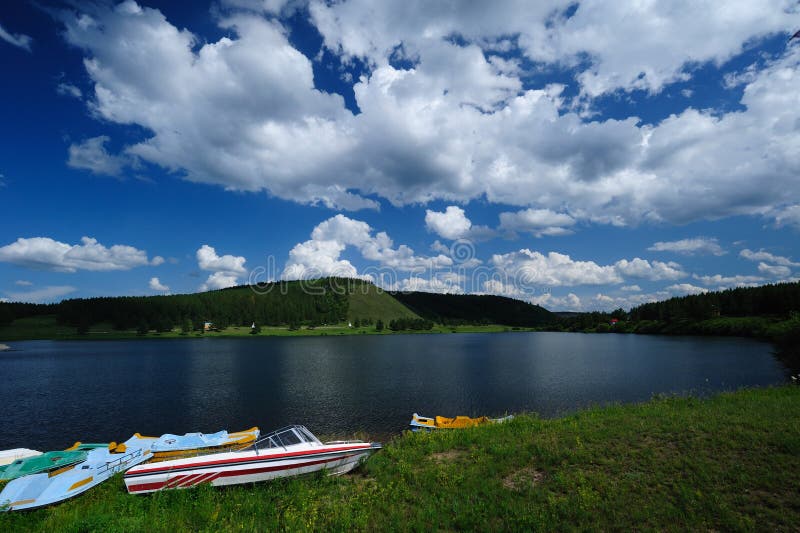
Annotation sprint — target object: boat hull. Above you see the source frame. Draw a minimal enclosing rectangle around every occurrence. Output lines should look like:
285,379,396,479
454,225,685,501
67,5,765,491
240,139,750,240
125,444,380,494
0,445,152,511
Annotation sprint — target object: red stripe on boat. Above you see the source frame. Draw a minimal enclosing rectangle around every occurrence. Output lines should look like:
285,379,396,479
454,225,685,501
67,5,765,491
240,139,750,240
165,475,188,489
176,473,205,487
128,445,370,475
126,454,359,493
193,472,221,486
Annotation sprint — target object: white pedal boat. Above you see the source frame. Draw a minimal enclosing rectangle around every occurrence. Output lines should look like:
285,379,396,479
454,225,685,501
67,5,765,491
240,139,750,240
124,425,381,494
0,435,153,512
0,449,42,467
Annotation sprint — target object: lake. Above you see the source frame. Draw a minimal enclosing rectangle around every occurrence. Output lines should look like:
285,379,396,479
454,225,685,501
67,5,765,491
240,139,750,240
0,332,789,450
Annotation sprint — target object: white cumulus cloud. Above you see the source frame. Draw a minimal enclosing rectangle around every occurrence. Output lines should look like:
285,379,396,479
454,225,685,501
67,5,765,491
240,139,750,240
425,206,473,240
310,0,797,97
491,249,622,287
196,245,247,291
693,273,765,287
489,249,687,291
67,136,129,176
424,206,495,241
740,249,799,267
389,276,465,294
498,208,576,237
197,245,247,275
666,283,709,295
757,262,792,278
530,292,583,311
283,214,452,280
200,272,241,291
648,237,725,256
614,258,686,281
55,1,800,229
149,277,169,291
0,236,156,272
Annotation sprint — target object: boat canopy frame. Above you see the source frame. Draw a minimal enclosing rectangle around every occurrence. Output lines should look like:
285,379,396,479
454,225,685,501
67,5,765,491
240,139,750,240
253,425,321,452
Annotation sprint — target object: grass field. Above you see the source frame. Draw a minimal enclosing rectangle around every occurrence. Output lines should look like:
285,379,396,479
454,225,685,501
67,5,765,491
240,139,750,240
1,385,798,531
346,284,419,323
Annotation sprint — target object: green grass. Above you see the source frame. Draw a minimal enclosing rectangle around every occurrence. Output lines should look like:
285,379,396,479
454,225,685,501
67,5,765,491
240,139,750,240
2,386,798,531
142,323,513,339
346,284,419,323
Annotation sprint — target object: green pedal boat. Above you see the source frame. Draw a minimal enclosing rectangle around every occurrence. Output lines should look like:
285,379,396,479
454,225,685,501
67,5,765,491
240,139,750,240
0,443,108,482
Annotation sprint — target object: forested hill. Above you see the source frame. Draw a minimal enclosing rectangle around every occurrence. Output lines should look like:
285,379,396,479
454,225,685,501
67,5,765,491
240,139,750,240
56,279,352,332
552,282,800,355
628,281,800,321
0,278,554,332
392,292,555,327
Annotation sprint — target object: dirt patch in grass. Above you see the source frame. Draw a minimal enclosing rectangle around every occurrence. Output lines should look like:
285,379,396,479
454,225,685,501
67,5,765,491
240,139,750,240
503,466,545,491
429,450,466,463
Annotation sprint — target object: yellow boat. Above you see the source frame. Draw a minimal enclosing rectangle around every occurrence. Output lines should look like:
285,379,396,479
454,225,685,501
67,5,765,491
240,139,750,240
409,413,513,431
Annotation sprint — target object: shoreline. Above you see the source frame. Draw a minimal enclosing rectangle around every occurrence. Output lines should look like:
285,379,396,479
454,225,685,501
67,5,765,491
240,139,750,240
0,323,521,342
1,385,797,530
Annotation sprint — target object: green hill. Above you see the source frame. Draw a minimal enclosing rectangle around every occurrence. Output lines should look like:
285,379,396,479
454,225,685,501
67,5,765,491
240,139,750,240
0,278,556,339
392,292,554,327
347,282,419,323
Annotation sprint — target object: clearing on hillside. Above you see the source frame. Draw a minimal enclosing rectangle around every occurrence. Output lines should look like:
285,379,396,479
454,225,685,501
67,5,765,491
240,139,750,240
347,283,419,323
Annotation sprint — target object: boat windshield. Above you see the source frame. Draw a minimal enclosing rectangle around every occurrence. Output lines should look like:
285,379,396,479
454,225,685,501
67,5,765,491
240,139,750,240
255,425,321,450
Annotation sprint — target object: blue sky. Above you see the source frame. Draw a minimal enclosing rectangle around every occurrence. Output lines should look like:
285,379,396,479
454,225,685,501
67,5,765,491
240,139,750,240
1,0,799,310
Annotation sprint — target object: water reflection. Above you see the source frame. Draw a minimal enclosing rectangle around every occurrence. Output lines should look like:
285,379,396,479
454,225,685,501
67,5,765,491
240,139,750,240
0,333,787,449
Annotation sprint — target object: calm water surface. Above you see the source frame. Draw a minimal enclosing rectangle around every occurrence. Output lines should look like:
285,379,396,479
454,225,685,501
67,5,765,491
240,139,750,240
0,332,788,449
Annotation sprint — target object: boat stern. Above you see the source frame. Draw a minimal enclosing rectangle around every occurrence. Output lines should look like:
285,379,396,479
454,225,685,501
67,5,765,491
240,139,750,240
409,413,436,431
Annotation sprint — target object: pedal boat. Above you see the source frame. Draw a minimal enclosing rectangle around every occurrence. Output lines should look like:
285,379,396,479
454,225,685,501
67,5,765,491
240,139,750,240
140,427,259,462
0,449,42,468
124,425,381,494
0,443,107,482
0,435,153,511
409,413,514,431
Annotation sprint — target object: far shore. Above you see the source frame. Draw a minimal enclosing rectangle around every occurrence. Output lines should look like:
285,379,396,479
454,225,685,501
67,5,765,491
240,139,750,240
0,323,522,342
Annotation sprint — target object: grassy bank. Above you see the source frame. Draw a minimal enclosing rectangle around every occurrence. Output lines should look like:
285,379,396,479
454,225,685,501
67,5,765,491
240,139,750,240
0,315,516,341
2,386,798,531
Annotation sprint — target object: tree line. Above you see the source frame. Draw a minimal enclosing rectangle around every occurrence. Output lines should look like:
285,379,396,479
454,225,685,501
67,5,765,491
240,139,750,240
391,292,554,326
1,279,556,332
552,282,800,339
628,282,800,322
0,302,55,326
0,279,351,332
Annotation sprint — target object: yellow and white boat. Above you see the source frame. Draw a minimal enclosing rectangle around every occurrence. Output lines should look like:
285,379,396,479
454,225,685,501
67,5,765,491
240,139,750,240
139,427,260,462
409,413,513,431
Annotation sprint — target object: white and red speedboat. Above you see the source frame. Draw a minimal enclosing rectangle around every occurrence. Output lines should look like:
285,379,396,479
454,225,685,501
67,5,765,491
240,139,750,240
124,425,381,494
